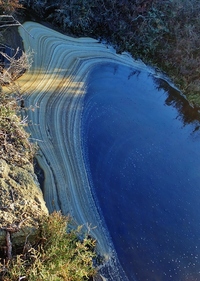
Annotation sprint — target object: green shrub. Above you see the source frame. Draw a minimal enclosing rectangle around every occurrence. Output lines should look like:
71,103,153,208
0,212,97,281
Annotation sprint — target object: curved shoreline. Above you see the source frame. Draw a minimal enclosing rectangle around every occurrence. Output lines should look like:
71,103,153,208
17,21,163,280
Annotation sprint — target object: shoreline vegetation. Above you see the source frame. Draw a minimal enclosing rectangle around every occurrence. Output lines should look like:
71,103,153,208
0,0,200,280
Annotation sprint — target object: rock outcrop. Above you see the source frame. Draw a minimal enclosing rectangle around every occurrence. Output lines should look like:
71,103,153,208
0,159,48,249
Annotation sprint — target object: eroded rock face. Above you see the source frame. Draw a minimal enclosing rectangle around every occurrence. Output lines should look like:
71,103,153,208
0,159,48,247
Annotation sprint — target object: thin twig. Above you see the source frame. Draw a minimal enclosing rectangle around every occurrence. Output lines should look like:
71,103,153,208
19,276,26,280
0,15,34,38
0,23,21,28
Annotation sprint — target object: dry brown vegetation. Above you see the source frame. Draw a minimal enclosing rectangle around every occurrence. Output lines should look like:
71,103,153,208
0,48,33,166
0,0,22,14
0,2,32,166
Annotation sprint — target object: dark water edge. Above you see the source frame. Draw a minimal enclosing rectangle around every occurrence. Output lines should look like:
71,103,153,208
81,62,200,281
33,158,45,193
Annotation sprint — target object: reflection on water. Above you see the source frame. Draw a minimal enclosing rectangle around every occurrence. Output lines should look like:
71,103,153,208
82,63,200,281
154,78,200,130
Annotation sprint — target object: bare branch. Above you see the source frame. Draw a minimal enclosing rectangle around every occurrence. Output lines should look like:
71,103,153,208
0,23,20,28
0,48,33,87
0,15,34,38
0,15,19,27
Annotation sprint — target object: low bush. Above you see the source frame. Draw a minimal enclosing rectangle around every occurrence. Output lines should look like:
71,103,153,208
0,212,97,281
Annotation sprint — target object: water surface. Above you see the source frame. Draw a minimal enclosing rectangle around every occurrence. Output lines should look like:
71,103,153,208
82,63,200,281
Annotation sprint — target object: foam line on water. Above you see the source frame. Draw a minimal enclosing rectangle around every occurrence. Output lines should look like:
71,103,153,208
17,21,159,280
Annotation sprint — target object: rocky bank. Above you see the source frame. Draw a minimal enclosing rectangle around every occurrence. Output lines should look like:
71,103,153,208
0,26,48,255
0,159,48,250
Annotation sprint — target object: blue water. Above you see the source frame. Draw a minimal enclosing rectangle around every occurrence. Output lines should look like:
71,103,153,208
81,63,200,281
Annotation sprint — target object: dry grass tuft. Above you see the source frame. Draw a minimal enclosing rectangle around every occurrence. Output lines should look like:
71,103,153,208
0,0,22,14
0,212,97,281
